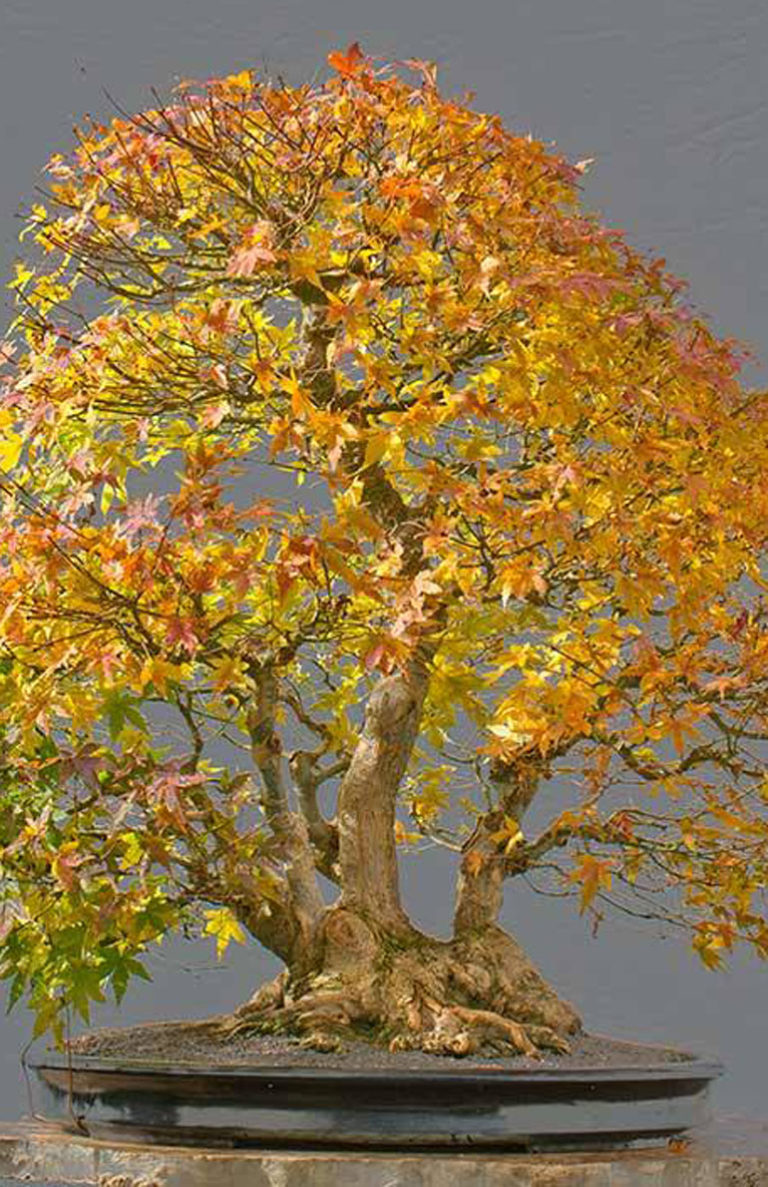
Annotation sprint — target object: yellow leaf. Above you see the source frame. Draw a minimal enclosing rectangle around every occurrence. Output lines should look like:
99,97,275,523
227,69,253,90
204,907,246,959
9,262,34,291
140,658,183,696
490,816,524,854
363,432,389,469
100,484,116,514
394,819,420,845
210,655,245,693
0,431,23,471
286,371,311,419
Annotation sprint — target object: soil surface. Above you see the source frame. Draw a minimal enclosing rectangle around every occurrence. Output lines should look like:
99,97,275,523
64,1019,698,1072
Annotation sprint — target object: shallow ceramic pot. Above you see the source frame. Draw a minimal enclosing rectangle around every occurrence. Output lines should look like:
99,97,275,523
30,1041,722,1151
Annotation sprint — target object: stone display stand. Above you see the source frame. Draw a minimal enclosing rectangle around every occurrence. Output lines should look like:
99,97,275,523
1,1122,768,1187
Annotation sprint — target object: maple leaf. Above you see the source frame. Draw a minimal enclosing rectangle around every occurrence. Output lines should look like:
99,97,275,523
327,42,366,77
225,69,253,91
51,844,84,891
148,767,206,832
226,221,278,277
226,243,276,278
202,299,234,335
204,907,246,959
116,493,163,541
210,654,245,692
58,746,105,787
200,400,229,428
570,855,614,913
140,657,183,696
165,616,200,654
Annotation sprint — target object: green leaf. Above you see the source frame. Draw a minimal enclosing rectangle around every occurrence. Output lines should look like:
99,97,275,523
102,690,149,741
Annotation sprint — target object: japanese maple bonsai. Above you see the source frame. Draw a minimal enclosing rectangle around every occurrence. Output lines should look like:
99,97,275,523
0,44,766,1062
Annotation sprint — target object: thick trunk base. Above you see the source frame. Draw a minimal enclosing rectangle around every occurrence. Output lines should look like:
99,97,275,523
220,910,581,1059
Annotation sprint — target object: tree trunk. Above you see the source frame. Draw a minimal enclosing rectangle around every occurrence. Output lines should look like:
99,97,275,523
218,733,580,1058
336,663,430,932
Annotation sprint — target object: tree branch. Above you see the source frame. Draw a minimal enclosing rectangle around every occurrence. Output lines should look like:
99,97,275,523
192,864,300,965
288,749,345,882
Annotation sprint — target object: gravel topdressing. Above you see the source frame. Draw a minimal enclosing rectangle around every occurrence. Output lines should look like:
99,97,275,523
63,1019,698,1073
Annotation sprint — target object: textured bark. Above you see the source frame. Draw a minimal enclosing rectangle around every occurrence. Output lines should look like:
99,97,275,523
226,908,581,1057
453,820,506,936
242,647,325,949
224,648,581,1057
454,755,547,936
336,657,430,930
288,749,341,882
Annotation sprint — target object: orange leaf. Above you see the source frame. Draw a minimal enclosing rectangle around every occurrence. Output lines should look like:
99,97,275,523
328,42,365,77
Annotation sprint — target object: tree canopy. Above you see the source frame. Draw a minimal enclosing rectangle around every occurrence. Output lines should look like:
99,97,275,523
1,44,767,1048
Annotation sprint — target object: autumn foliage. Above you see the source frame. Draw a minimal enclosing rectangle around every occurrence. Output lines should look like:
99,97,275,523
1,45,767,1052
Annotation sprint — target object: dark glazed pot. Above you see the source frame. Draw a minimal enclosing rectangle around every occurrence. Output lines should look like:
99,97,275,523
30,1043,722,1151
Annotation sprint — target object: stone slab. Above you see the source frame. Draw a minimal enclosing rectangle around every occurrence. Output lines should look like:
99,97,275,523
1,1122,768,1187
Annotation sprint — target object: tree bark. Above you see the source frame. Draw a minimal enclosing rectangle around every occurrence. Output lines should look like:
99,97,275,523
221,714,582,1060
226,905,581,1057
288,748,341,881
454,755,546,936
336,654,431,930
242,647,325,952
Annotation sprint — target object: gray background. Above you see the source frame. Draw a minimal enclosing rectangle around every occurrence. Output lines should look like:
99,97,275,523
0,0,766,1126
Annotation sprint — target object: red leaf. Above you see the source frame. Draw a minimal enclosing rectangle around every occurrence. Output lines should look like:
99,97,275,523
165,616,199,654
116,493,163,542
226,243,276,278
52,850,83,891
226,221,278,277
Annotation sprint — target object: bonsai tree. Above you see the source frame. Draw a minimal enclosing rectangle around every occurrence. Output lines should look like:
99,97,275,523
1,44,767,1057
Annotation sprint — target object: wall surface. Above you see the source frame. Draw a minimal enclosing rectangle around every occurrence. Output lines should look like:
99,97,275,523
1,0,767,1128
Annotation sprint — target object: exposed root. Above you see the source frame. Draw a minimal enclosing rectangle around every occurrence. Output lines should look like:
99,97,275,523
387,984,571,1059
219,972,369,1054
442,1005,570,1057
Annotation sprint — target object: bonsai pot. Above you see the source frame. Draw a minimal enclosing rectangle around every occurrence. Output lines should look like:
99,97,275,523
29,1035,722,1152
